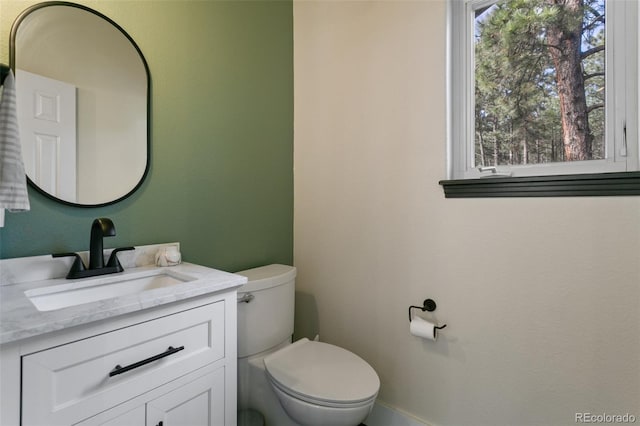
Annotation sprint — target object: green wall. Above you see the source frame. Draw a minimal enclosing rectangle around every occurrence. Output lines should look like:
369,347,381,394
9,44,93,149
0,0,293,272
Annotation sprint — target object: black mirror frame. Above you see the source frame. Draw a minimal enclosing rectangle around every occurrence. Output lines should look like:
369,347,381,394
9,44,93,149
9,1,151,208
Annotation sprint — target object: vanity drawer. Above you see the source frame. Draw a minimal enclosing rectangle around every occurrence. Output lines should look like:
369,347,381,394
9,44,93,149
22,301,225,426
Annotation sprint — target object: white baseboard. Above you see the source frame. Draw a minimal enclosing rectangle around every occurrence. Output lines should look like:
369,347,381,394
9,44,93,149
364,401,430,426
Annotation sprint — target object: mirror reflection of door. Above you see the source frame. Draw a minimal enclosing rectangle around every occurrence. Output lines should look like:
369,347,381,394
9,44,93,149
16,69,77,202
11,3,149,206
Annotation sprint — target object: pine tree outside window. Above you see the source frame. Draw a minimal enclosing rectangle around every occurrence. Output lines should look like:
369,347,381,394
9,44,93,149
447,0,638,181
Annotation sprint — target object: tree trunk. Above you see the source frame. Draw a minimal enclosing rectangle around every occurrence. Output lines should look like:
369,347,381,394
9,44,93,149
477,127,486,166
493,119,499,165
546,0,593,161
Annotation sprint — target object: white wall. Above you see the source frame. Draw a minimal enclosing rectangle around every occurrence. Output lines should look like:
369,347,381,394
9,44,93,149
293,1,640,425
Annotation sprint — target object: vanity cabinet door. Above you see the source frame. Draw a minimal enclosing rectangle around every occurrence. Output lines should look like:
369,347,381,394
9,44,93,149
146,367,226,426
75,405,146,426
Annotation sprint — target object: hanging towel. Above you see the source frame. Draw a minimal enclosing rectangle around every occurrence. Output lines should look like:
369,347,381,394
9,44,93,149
0,69,30,221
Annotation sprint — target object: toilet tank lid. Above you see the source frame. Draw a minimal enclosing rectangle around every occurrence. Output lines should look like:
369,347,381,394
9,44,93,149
236,264,296,293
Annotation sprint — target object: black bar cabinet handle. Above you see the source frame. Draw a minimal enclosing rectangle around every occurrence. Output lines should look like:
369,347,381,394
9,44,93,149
109,346,184,377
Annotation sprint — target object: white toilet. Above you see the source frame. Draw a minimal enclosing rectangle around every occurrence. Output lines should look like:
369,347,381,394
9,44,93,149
237,264,380,426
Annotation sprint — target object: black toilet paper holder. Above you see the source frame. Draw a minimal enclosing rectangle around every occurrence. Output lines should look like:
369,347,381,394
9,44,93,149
408,299,447,330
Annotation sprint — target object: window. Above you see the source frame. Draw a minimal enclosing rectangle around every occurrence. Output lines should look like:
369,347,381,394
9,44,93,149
447,0,638,182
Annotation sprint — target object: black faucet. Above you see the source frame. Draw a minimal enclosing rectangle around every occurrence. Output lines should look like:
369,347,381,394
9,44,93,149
52,218,134,279
89,218,116,269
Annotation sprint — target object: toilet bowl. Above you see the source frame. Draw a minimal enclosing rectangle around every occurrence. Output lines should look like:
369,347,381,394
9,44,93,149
264,337,379,426
237,264,379,426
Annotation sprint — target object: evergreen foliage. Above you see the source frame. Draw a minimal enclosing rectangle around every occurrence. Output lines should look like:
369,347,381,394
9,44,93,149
474,0,605,166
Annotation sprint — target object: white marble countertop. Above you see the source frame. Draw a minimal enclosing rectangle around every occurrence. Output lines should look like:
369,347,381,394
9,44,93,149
0,245,247,345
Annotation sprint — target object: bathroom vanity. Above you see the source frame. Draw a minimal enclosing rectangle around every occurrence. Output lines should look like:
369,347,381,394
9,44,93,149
0,243,246,426
3,4,245,423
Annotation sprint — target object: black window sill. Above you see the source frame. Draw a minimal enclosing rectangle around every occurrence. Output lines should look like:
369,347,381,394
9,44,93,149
439,171,640,198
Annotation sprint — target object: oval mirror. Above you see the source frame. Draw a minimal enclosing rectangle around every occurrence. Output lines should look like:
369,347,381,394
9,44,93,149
10,2,150,207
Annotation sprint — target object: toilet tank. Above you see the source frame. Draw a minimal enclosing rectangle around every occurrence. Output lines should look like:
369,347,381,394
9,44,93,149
236,264,297,358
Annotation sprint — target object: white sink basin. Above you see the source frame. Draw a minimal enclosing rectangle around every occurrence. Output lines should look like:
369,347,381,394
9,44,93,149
25,269,196,312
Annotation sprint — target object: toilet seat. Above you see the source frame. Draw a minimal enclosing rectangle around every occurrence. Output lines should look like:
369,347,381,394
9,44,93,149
263,338,380,407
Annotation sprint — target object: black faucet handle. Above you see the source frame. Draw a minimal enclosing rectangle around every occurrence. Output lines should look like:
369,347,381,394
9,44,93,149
52,252,86,278
106,246,135,271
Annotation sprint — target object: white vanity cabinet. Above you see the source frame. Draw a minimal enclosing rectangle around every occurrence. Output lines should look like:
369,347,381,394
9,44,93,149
146,367,225,426
0,290,238,426
78,367,225,426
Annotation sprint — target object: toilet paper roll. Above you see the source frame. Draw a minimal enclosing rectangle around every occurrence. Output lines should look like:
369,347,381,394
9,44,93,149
409,316,438,341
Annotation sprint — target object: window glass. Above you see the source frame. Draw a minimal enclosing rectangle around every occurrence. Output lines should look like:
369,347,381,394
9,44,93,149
474,0,605,167
449,0,637,180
